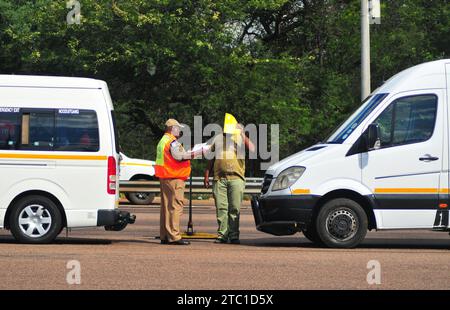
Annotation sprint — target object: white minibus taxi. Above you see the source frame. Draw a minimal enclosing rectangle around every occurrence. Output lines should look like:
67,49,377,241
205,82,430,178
252,59,450,248
0,75,135,243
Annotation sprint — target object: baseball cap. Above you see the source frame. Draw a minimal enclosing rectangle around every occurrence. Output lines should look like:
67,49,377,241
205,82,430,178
165,118,184,128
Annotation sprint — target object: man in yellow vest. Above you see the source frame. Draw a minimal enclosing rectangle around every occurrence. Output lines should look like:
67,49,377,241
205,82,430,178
204,114,255,244
155,119,195,245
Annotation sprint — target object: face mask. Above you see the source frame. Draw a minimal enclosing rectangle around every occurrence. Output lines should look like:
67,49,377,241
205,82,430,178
171,126,180,137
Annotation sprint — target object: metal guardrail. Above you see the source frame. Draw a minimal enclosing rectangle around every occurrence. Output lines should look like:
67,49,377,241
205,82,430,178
119,177,263,195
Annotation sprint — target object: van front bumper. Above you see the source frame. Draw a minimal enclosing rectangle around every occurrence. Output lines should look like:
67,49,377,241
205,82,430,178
251,195,319,236
97,209,136,231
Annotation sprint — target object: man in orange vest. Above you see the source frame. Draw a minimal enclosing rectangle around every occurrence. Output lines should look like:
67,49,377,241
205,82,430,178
155,119,196,245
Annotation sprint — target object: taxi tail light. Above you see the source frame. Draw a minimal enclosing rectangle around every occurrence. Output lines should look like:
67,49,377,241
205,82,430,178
107,156,117,195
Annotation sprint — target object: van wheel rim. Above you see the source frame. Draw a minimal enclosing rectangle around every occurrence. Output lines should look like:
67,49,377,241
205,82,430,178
18,205,52,238
325,208,357,242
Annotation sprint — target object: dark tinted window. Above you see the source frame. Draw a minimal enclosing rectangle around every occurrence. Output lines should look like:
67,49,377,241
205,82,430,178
374,95,437,148
376,104,394,147
2,108,100,152
26,112,55,150
0,108,20,150
55,109,99,152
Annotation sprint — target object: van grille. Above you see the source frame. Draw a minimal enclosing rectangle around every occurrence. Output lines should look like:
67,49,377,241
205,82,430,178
261,174,273,194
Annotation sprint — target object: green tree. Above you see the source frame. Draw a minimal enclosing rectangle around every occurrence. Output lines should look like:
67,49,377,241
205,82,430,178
0,0,448,175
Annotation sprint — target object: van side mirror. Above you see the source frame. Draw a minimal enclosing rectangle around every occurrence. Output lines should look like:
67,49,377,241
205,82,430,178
367,123,381,151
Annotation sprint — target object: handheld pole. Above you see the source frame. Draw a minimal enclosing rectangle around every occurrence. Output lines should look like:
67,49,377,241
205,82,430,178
186,173,194,235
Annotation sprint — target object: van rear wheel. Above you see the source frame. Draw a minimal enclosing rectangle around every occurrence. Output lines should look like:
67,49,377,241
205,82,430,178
9,195,63,244
316,198,368,248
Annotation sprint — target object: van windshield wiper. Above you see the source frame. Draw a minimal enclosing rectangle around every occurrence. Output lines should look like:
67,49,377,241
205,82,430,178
324,141,342,144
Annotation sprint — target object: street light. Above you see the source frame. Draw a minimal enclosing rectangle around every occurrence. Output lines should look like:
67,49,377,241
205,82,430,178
361,0,381,101
370,0,381,25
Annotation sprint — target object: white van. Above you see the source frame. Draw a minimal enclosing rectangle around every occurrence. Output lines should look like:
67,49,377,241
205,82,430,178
0,75,135,244
119,152,156,205
252,59,450,248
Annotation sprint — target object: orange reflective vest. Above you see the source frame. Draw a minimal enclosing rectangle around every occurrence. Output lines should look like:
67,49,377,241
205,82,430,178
155,133,191,180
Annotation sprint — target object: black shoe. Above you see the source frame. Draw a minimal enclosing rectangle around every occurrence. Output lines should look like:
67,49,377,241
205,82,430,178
229,239,240,244
169,239,190,245
214,238,228,244
160,239,169,245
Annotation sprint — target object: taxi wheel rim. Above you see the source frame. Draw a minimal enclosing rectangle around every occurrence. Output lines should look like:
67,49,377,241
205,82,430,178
18,204,52,238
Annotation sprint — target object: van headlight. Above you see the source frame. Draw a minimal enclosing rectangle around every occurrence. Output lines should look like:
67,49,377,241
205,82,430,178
272,167,306,191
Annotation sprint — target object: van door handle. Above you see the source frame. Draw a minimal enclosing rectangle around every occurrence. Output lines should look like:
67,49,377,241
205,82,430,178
419,154,439,162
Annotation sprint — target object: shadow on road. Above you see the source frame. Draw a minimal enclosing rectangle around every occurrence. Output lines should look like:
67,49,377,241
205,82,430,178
240,237,450,250
0,235,447,249
358,238,450,250
0,236,156,245
0,236,113,245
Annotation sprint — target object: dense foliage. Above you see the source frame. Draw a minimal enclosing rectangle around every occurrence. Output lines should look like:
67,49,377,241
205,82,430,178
0,0,448,175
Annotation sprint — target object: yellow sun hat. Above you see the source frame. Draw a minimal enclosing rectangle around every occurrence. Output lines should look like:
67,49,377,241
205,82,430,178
223,113,241,135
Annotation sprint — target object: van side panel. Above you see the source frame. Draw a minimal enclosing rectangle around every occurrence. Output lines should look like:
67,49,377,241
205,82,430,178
0,86,115,228
439,63,450,229
101,84,120,204
360,90,444,229
0,210,5,228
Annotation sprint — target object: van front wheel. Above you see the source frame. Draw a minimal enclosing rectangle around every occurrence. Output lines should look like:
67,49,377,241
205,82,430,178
316,198,367,248
301,223,323,246
9,195,63,244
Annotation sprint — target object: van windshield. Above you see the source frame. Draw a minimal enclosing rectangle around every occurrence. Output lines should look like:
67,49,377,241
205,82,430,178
326,93,388,144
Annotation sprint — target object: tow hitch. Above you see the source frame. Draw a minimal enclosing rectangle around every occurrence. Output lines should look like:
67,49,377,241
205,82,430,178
104,211,136,231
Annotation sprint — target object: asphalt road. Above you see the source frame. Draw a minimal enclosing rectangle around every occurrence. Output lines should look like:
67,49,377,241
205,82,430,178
0,204,449,290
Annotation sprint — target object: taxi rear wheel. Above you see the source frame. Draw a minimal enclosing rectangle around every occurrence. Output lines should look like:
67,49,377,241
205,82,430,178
9,195,63,244
316,198,368,248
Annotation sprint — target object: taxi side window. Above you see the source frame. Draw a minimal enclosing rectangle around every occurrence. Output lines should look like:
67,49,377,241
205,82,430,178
0,111,20,150
55,110,99,152
374,94,437,148
8,108,100,152
24,112,55,150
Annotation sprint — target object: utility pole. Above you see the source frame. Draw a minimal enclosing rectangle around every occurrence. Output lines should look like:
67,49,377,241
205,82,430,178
361,0,381,101
361,0,371,101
